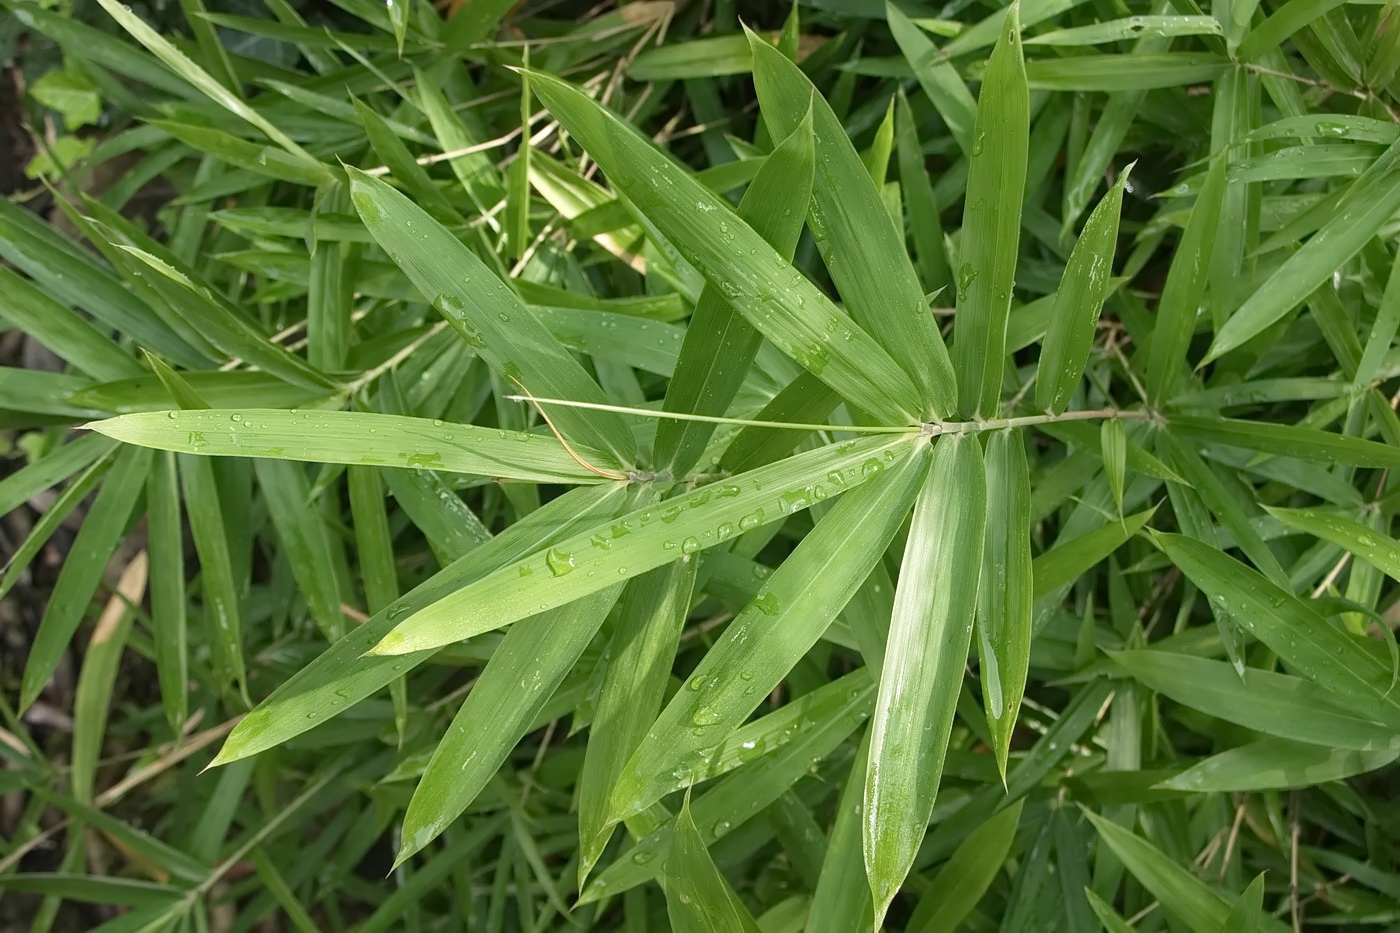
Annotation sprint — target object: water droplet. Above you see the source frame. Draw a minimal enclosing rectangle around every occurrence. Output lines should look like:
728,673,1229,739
691,707,721,727
681,536,702,554
545,548,576,577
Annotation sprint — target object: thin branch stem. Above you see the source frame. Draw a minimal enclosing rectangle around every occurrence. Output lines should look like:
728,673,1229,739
506,395,1149,437
503,394,913,434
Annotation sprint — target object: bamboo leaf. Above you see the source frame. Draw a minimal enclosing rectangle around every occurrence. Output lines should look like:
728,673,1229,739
664,796,763,933
749,29,955,417
1205,139,1400,362
346,167,639,467
1265,506,1400,582
608,445,926,823
211,484,632,766
20,444,151,710
978,430,1032,781
526,68,921,425
369,435,918,657
88,409,617,484
954,3,1028,417
1036,166,1130,414
1154,532,1400,730
655,102,815,476
864,433,987,922
1112,650,1398,750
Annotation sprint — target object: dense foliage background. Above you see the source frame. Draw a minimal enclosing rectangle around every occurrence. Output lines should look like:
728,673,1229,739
3,0,1400,929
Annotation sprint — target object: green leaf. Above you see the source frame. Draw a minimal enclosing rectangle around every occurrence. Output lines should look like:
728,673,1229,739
654,102,815,476
953,3,1027,417
580,674,875,903
1225,874,1267,933
864,433,987,922
903,800,1023,931
1205,139,1400,362
1026,16,1222,45
894,91,951,294
29,67,103,126
749,29,955,416
396,581,631,864
1264,506,1400,582
1101,418,1126,517
664,796,763,933
87,409,617,484
1112,651,1398,750
0,447,116,604
608,444,926,822
1168,415,1400,470
21,444,151,711
526,68,921,426
1032,508,1153,597
209,484,634,765
0,433,114,517
1085,812,1289,933
578,561,696,882
1153,532,1400,730
346,167,638,467
0,267,143,383
179,453,246,696
94,0,317,165
979,430,1032,781
806,737,875,933
369,435,918,657
886,2,976,155
253,458,352,641
1036,165,1130,414
0,874,181,907
1023,53,1229,90
1145,154,1228,403
145,450,188,732
1162,738,1399,792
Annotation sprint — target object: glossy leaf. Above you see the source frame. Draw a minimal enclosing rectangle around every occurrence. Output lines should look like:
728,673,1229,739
1036,166,1130,413
864,433,987,921
954,4,1028,417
